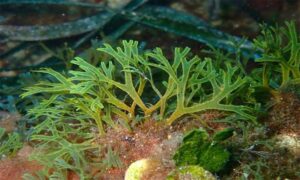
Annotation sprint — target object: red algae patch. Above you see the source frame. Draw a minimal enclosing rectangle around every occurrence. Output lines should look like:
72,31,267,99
0,145,42,180
267,93,300,136
96,114,225,179
99,168,124,180
0,158,42,180
97,120,183,179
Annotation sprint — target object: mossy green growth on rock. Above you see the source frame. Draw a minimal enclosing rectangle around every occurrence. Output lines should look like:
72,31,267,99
173,128,233,173
166,166,216,180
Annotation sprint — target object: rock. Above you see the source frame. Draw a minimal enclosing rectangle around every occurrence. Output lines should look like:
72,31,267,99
275,134,300,156
0,111,21,133
17,144,34,159
124,158,162,180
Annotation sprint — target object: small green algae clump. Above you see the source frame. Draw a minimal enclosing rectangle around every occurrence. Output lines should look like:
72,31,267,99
173,128,233,173
166,166,216,180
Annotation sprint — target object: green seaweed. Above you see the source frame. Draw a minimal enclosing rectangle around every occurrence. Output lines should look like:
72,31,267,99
19,39,257,177
0,128,23,157
22,40,256,133
253,22,300,93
